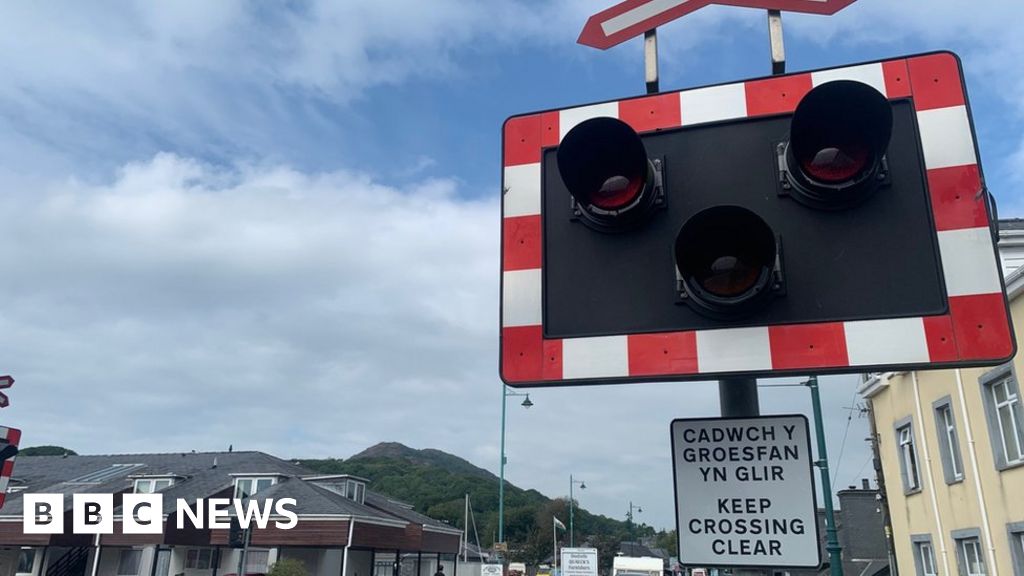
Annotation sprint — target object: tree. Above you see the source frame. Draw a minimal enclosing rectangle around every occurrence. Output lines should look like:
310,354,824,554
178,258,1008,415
268,558,309,576
20,446,77,456
654,529,678,557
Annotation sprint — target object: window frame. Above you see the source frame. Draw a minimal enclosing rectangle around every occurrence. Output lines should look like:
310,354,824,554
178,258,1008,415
980,364,1024,470
133,477,175,494
245,549,270,573
894,416,922,494
233,476,277,499
117,549,143,576
952,529,986,576
911,534,938,576
933,396,965,484
1008,521,1024,576
16,548,36,575
185,548,214,570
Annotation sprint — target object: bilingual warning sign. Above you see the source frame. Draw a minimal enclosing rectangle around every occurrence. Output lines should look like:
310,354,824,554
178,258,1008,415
560,548,598,576
670,415,820,568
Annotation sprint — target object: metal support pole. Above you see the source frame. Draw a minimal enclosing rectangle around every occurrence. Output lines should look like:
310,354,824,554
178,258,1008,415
719,377,759,417
806,375,843,576
644,29,659,94
719,377,761,576
569,476,575,548
499,387,508,546
767,10,785,75
237,528,250,576
498,387,531,550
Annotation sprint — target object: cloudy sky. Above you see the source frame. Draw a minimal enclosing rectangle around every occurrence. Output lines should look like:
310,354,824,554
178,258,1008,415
2,1,1022,531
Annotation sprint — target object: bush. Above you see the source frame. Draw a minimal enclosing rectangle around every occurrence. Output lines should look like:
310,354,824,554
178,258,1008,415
268,558,310,576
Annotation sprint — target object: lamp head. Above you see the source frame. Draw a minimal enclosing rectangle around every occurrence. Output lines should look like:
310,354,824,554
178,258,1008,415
521,396,533,408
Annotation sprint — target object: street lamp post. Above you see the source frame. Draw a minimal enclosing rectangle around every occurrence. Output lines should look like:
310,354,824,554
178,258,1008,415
804,375,843,576
499,385,533,548
569,475,586,547
626,502,642,556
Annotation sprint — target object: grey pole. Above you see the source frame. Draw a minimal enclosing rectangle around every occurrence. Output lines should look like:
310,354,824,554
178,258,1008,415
719,377,761,576
719,377,759,417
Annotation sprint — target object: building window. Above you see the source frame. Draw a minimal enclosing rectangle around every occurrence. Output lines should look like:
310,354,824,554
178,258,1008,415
234,477,276,499
134,477,174,493
991,378,1024,463
16,549,36,574
912,537,937,576
185,549,214,570
117,549,143,576
959,538,986,576
952,530,986,576
312,477,367,504
933,397,965,484
981,367,1024,470
895,418,921,493
1008,522,1024,576
246,550,270,573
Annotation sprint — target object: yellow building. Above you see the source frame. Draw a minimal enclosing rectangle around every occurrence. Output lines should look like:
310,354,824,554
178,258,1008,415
859,225,1024,576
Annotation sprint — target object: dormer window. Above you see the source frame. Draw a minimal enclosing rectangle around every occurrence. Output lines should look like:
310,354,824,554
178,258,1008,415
304,474,367,505
133,477,175,493
346,480,365,504
234,476,277,499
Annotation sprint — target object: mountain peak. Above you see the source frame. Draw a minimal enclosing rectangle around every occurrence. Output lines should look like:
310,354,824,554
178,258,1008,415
351,442,498,482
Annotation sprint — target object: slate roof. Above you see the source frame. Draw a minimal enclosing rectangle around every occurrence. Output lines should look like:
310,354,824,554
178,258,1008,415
245,477,386,518
3,452,305,516
364,491,455,530
3,451,460,536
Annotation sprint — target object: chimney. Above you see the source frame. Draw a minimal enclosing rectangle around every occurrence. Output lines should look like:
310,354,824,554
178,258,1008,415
861,478,870,490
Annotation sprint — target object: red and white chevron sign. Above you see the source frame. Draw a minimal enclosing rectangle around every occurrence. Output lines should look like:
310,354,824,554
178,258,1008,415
0,425,21,510
579,0,858,49
0,375,12,408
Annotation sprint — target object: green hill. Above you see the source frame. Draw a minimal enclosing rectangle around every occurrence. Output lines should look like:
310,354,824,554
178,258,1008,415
298,442,676,567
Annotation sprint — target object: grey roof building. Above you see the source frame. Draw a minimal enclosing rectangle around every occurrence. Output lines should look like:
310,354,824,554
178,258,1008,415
0,451,462,576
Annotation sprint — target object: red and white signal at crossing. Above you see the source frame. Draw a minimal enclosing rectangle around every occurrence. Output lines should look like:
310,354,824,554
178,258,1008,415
500,52,1014,386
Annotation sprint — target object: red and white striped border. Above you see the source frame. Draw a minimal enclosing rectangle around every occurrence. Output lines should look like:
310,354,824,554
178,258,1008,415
500,53,1014,386
0,426,21,510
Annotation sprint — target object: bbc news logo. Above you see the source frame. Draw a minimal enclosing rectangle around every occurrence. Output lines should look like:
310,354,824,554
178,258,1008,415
23,494,298,534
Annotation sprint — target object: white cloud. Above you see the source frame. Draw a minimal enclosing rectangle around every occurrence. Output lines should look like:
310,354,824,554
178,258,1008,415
1,153,498,451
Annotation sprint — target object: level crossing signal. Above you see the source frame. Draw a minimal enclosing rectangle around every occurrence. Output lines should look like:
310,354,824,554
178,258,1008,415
500,52,1014,386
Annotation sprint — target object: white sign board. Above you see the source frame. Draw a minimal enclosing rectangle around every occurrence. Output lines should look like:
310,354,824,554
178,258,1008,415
671,415,820,568
481,566,503,576
560,548,598,576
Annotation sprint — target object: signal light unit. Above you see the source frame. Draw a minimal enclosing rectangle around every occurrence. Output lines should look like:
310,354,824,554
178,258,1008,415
778,80,894,210
556,117,665,233
674,206,784,319
501,52,1014,386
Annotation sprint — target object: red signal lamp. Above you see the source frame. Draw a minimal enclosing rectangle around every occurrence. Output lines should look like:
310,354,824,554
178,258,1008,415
556,117,665,232
780,80,893,210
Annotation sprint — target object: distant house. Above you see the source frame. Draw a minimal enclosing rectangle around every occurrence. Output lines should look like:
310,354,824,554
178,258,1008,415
0,451,462,576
